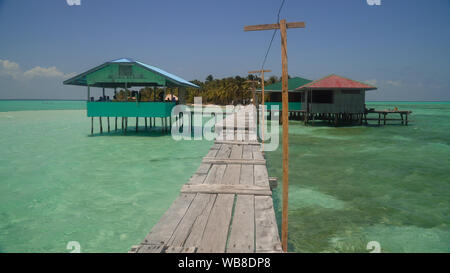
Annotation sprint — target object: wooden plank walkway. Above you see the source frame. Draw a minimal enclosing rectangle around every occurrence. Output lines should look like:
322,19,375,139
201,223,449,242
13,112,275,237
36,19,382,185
130,105,282,253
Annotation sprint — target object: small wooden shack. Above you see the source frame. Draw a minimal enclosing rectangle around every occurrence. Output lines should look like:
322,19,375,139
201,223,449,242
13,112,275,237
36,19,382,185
63,58,198,134
295,74,377,125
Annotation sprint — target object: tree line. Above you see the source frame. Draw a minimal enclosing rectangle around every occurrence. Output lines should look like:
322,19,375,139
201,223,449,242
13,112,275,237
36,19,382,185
113,74,284,105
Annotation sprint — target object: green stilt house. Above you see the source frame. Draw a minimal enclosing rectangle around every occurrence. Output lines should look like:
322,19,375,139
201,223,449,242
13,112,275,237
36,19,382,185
63,58,199,134
256,76,312,111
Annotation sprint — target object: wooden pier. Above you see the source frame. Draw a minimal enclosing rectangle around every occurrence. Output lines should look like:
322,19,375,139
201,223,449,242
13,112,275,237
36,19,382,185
268,109,412,126
130,105,282,253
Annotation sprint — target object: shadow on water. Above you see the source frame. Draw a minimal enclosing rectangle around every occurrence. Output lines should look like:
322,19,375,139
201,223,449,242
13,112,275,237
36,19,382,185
88,125,211,138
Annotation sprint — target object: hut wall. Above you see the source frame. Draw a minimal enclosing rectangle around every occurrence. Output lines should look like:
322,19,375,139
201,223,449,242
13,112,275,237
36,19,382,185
310,89,365,114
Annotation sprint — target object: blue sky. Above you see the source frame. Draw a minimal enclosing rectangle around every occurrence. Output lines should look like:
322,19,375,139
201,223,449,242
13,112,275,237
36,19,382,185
0,0,449,100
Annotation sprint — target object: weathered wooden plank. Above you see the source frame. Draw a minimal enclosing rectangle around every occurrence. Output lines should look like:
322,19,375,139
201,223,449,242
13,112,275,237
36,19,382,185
196,163,211,175
244,21,305,31
255,196,283,253
188,173,207,185
180,184,271,196
206,147,219,158
239,165,254,186
211,143,222,150
254,165,270,188
166,194,214,247
252,145,264,160
183,194,217,248
142,193,195,246
227,195,255,253
242,145,254,160
197,194,235,253
202,158,266,165
214,140,260,146
136,244,165,253
216,144,232,159
229,144,243,159
128,245,140,253
203,164,226,184
164,246,197,253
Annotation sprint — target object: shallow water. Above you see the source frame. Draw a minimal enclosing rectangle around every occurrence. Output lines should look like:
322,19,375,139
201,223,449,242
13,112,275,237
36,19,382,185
267,102,450,253
0,101,449,253
0,102,212,252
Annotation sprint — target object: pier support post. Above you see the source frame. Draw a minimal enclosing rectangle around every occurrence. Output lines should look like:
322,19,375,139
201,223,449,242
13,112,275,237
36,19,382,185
115,117,117,132
91,117,93,135
107,117,110,133
136,117,139,132
99,117,103,134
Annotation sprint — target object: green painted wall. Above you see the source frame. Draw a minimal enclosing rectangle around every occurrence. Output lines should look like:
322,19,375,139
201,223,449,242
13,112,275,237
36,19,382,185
87,102,175,117
265,102,302,111
86,63,166,86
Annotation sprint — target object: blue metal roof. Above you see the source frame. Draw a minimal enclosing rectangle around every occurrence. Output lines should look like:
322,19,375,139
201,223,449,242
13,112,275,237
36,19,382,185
63,58,199,88
110,58,135,63
135,61,198,88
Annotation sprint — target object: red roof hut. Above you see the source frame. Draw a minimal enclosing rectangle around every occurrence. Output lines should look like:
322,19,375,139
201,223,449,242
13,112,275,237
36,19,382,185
296,74,377,115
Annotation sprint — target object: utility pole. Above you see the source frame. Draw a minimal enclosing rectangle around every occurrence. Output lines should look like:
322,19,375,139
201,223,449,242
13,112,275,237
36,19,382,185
244,80,259,107
248,69,271,150
245,19,306,252
245,79,260,133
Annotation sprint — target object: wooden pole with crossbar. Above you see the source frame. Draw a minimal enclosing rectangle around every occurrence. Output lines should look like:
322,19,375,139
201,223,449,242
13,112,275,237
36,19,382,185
245,19,306,252
248,69,271,150
245,79,260,132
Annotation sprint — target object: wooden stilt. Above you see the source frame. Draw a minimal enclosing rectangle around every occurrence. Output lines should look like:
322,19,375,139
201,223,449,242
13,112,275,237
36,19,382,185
115,117,117,132
136,117,138,132
99,117,103,134
145,117,148,130
384,113,387,125
91,117,93,135
107,117,110,133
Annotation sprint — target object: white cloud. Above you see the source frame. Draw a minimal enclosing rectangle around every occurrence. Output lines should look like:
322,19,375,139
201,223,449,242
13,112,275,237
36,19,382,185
0,59,21,78
0,59,75,80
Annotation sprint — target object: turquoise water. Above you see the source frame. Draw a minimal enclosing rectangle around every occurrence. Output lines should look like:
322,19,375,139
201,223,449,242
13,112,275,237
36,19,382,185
0,100,449,253
0,100,86,112
0,101,212,252
268,102,450,252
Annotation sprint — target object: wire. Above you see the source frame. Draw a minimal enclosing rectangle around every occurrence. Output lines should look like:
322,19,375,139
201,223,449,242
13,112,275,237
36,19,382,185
260,0,286,71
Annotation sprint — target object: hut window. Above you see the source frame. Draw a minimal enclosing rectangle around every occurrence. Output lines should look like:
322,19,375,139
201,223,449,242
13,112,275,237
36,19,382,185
290,92,301,102
312,90,333,103
119,65,132,77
